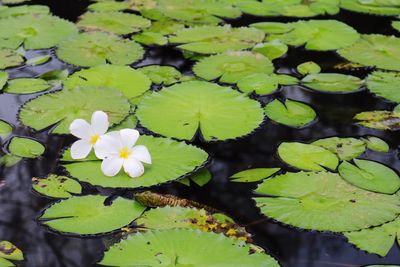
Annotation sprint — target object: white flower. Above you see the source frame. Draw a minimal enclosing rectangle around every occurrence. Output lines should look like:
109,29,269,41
95,129,152,178
69,111,109,159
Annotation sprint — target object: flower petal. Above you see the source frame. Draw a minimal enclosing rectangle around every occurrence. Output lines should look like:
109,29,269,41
91,111,109,135
95,135,121,159
123,158,144,178
71,140,92,159
101,156,123,176
69,119,92,139
131,145,152,164
120,129,139,148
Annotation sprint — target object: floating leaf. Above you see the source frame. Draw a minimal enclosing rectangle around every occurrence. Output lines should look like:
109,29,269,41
138,65,183,85
0,257,14,267
39,69,69,87
8,136,44,158
0,14,77,49
19,87,130,134
2,0,31,3
110,114,138,131
3,78,50,94
169,25,264,54
0,154,21,167
265,99,316,128
40,195,146,235
56,32,144,67
136,81,264,141
255,171,400,232
278,142,339,171
26,54,50,66
338,159,400,194
364,136,389,153
312,137,366,161
354,108,400,130
367,71,400,103
193,51,273,84
393,21,400,32
179,169,212,187
0,5,49,18
88,1,131,12
0,71,7,90
229,168,280,183
32,174,82,199
237,73,297,95
0,49,24,69
297,61,321,75
99,229,279,267
0,120,12,139
252,40,288,60
133,19,185,45
63,65,151,100
301,73,363,93
340,0,400,15
0,241,23,261
338,34,400,71
63,135,208,188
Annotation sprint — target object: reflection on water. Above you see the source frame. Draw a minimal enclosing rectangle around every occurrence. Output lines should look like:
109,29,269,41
0,0,399,266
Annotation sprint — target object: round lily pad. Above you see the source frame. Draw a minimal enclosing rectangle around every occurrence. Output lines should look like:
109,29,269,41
229,168,280,183
40,195,146,235
136,81,264,141
0,120,12,139
138,65,184,85
193,51,273,84
338,34,400,71
0,49,24,69
338,159,400,194
297,61,321,75
99,229,279,267
88,1,131,12
364,136,389,153
340,0,400,15
301,73,363,93
19,87,130,134
63,65,151,100
56,32,144,67
278,142,339,171
32,174,82,199
3,78,50,94
8,136,44,158
367,71,400,103
255,171,400,232
237,73,297,95
252,40,288,60
312,137,366,161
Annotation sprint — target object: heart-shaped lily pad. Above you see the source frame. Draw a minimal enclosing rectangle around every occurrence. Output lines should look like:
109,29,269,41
367,71,400,103
237,73,297,95
312,137,366,161
8,136,44,158
32,174,82,199
297,61,321,75
3,78,50,94
138,65,185,85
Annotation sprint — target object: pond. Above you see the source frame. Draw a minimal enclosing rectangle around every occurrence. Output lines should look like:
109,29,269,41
0,0,399,266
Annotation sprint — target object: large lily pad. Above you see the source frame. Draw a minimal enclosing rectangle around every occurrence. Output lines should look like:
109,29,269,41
8,136,44,158
99,229,279,267
62,135,208,188
340,0,400,15
367,71,400,103
193,51,273,84
3,78,50,94
354,107,400,130
56,32,144,67
19,87,130,134
40,195,146,235
312,137,366,160
0,49,24,69
32,174,82,199
136,81,264,141
301,73,363,93
255,171,400,232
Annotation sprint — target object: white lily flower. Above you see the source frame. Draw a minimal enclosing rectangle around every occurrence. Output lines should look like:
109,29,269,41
95,129,152,178
69,111,109,159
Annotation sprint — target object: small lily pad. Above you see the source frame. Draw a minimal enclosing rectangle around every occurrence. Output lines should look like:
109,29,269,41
367,71,400,103
26,54,50,66
312,137,366,161
297,61,321,75
301,73,363,93
179,169,212,187
364,136,389,153
0,241,23,261
354,107,400,131
3,78,50,94
229,168,280,183
237,73,297,95
138,65,183,85
32,174,82,199
0,120,12,139
252,40,288,60
8,136,44,158
0,49,24,69
0,154,21,167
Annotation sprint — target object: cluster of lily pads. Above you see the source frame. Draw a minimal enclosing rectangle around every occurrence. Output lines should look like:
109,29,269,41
0,0,400,266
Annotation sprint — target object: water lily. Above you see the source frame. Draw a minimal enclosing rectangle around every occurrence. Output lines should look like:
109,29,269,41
95,129,152,178
69,111,109,159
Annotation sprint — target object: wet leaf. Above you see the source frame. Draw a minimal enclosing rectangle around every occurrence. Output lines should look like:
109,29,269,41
0,120,12,139
0,257,14,267
0,241,23,261
364,136,389,153
301,73,363,93
32,174,82,199
340,0,400,15
237,73,297,95
0,49,24,69
297,61,321,75
312,137,366,161
252,40,288,60
229,168,280,183
8,136,44,158
136,81,264,141
367,71,400,103
179,168,212,187
255,171,400,232
354,108,400,130
26,54,50,66
4,78,50,94
0,5,49,18
0,71,7,90
138,65,183,85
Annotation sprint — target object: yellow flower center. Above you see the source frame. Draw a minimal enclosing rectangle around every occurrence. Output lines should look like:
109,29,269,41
89,134,100,145
119,147,131,159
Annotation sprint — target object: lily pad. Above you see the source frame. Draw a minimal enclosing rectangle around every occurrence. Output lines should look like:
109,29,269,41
63,65,151,100
0,5,49,18
99,229,279,267
193,51,273,84
354,107,400,130
237,73,297,95
364,136,389,152
40,195,146,235
367,71,400,103
88,1,131,12
301,73,363,93
0,14,77,49
110,114,138,131
255,171,400,232
229,168,280,183
32,174,82,199
8,136,44,158
19,87,130,134
178,168,212,187
338,159,400,194
252,40,288,60
132,20,185,45
0,241,23,261
169,25,264,54
62,135,208,188
0,71,7,90
338,34,400,71
393,21,400,32
265,99,316,128
0,49,24,69
297,61,321,75
77,12,151,35
136,81,264,141
312,137,366,161
138,65,184,85
340,0,400,15
26,54,50,66
56,32,144,67
3,78,50,94
278,142,339,171
0,120,12,139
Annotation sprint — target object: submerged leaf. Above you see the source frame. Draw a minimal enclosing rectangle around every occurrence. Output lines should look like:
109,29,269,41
8,136,44,158
301,73,363,93
32,174,82,199
229,168,280,183
367,71,400,103
312,137,366,161
4,78,50,94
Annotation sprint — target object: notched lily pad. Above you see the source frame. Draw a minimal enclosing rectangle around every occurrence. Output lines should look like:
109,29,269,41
229,168,280,183
312,137,366,161
252,40,288,60
32,174,82,199
301,73,363,93
8,136,44,158
297,61,321,75
4,78,50,94
237,73,297,95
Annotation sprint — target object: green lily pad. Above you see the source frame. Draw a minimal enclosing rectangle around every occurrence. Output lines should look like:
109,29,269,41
63,65,151,100
109,114,138,131
354,107,400,130
364,136,389,152
136,81,264,141
0,71,7,90
138,65,183,85
297,61,321,75
255,171,400,232
0,154,21,167
32,174,82,199
40,195,146,235
39,69,69,87
88,1,131,12
338,34,400,71
0,241,23,261
99,229,279,267
278,142,339,171
178,168,212,187
2,0,31,3
367,71,400,103
0,5,49,18
229,168,280,183
301,73,363,93
8,136,44,158
132,19,185,45
0,14,77,49
345,217,400,257
77,12,151,35
62,135,208,188
312,137,366,161
193,51,273,84
56,32,144,67
3,78,50,94
265,99,316,128
26,54,51,66
338,159,400,194
237,73,297,95
0,49,24,69
393,21,400,32
0,120,12,139
252,40,288,60
0,257,14,267
19,87,130,134
340,0,400,15
169,25,264,54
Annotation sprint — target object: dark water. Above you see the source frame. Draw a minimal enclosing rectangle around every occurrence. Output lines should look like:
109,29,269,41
0,1,399,266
